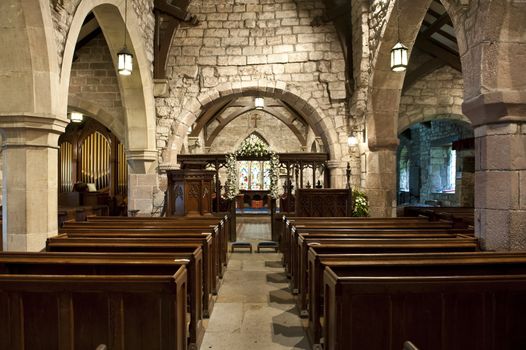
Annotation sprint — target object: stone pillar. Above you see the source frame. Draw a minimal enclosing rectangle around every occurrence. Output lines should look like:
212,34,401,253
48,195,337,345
473,123,526,250
365,147,397,217
0,116,67,251
127,150,159,216
326,160,346,189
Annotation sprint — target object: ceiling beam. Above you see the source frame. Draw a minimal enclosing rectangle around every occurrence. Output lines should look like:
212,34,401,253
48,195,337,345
415,35,461,71
423,12,452,38
189,99,233,137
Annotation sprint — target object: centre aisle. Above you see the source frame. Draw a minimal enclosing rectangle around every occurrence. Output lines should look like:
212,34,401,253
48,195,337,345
201,216,311,350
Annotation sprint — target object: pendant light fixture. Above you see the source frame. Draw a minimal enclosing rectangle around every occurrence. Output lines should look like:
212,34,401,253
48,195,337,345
117,0,133,76
390,0,408,72
254,97,265,110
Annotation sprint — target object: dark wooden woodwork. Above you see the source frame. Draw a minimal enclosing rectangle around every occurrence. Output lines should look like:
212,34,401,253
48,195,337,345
294,189,352,217
153,0,194,79
414,35,461,71
323,259,526,350
0,266,187,350
0,251,202,349
166,169,215,217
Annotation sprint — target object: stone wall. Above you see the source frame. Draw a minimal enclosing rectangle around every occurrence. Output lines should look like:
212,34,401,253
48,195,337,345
156,0,348,163
399,65,469,131
398,119,474,206
69,32,123,124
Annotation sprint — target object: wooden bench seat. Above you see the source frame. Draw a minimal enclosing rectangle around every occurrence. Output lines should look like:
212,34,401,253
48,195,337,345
0,266,188,350
60,224,228,276
292,237,479,329
323,254,526,350
0,251,203,349
46,236,217,318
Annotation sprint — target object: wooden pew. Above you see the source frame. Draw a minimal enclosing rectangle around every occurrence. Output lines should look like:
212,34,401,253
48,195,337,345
0,266,188,350
46,236,217,318
287,226,473,288
60,222,228,277
322,253,526,350
293,233,476,311
281,216,455,272
283,220,456,277
298,238,479,341
0,251,203,349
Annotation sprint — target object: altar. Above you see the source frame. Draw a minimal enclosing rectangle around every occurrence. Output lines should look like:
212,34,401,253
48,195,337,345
236,190,271,209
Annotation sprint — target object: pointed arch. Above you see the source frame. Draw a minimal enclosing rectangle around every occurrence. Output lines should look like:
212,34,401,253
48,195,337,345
59,0,156,162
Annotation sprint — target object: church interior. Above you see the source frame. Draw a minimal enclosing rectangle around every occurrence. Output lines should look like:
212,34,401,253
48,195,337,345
0,0,525,349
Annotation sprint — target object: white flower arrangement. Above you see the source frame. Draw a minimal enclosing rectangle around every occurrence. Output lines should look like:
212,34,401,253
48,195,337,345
225,153,238,200
224,135,280,200
236,134,271,158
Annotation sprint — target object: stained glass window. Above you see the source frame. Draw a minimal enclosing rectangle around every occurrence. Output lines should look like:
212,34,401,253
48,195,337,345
250,161,261,190
263,161,271,190
239,161,249,190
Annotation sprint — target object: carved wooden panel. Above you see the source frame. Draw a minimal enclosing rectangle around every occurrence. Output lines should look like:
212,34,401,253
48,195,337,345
166,169,215,216
295,189,352,217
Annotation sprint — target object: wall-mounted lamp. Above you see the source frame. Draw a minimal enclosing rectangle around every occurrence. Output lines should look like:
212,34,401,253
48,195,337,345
254,97,265,110
117,0,133,76
347,134,358,146
70,112,84,123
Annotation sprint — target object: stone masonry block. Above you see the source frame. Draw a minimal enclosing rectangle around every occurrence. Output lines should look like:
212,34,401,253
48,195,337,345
475,170,520,210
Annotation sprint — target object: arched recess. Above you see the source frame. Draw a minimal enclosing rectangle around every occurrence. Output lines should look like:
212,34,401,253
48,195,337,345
0,0,62,118
398,113,470,134
164,81,342,164
59,0,157,166
67,95,126,143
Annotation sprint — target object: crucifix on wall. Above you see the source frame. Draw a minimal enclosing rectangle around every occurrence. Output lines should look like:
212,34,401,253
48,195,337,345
251,114,261,128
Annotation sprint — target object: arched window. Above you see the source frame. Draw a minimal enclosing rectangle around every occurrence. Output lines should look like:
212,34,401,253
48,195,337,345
399,146,410,192
237,134,272,190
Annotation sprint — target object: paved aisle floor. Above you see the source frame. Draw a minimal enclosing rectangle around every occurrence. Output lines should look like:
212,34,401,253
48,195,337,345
200,216,311,350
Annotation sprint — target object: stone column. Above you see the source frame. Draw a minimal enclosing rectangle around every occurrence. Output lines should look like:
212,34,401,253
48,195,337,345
0,116,67,251
463,98,526,251
365,146,397,217
126,150,159,216
326,160,347,189
472,123,526,250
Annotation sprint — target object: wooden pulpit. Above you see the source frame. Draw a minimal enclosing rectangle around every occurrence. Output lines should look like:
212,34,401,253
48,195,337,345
166,168,215,216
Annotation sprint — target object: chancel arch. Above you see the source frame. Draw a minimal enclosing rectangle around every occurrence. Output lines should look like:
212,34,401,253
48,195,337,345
163,81,342,167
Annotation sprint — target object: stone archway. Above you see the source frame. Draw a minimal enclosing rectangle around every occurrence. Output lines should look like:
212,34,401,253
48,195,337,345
164,81,343,168
60,0,157,173
67,96,126,143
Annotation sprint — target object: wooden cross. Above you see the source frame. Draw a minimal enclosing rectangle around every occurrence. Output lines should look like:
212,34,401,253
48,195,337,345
251,114,261,128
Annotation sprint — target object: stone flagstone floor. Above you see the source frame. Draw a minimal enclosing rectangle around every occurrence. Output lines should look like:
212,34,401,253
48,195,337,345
200,216,311,350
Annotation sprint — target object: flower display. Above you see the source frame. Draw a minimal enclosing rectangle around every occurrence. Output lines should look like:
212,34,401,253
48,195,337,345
352,189,370,217
236,134,271,158
224,135,280,200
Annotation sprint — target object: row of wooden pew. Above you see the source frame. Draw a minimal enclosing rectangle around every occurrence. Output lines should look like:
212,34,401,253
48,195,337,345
0,214,230,350
280,215,526,350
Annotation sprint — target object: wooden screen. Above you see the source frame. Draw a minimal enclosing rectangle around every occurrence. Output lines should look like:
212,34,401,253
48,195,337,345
59,142,74,192
80,131,110,190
